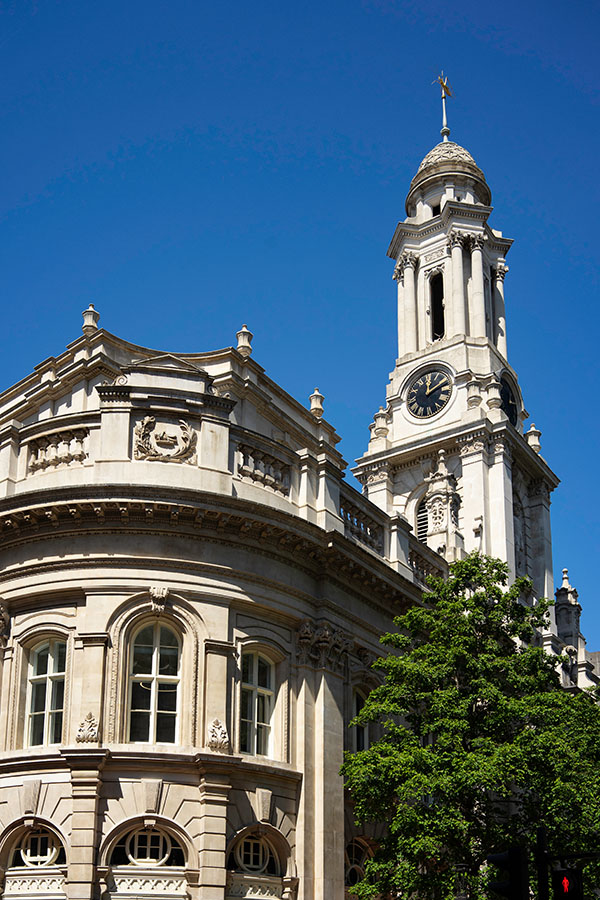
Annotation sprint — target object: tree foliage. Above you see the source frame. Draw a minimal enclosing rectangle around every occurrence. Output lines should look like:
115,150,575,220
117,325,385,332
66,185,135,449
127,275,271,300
342,553,600,899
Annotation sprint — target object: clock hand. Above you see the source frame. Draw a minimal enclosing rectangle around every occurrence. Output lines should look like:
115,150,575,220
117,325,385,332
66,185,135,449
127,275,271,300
426,378,448,396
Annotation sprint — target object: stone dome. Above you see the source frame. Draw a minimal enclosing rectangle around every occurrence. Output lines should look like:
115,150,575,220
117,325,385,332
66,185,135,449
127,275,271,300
406,140,491,213
416,141,479,173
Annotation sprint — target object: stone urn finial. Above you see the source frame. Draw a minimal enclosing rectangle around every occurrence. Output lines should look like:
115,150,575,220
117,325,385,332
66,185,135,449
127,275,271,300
82,304,100,336
526,423,541,454
309,388,324,419
236,324,253,358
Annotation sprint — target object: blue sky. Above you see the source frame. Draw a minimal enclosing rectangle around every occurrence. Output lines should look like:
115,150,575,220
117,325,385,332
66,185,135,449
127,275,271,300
1,1,599,641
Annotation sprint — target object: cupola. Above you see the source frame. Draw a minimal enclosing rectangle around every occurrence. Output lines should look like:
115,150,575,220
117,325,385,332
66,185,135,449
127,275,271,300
406,140,491,218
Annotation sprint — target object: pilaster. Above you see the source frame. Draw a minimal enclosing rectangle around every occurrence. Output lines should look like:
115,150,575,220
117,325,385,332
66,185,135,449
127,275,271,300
196,765,232,900
61,748,109,900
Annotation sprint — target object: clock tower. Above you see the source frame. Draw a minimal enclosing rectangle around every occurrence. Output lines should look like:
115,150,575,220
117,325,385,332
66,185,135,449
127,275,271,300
353,123,558,605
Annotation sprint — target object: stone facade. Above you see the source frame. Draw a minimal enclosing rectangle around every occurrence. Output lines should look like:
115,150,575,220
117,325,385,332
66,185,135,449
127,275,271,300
0,134,595,900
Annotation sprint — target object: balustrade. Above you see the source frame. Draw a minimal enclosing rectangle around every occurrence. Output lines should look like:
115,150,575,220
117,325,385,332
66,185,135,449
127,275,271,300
28,429,89,472
237,443,291,495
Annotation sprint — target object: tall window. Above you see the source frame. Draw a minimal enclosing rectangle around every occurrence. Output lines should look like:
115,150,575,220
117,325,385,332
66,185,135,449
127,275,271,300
128,624,180,743
430,272,445,340
240,652,274,756
28,640,66,746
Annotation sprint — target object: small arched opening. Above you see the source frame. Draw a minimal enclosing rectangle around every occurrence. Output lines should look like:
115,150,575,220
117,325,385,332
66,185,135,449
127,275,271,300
430,273,445,341
2,824,67,900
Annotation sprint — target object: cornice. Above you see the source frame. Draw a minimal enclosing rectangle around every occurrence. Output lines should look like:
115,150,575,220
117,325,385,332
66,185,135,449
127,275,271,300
0,486,418,610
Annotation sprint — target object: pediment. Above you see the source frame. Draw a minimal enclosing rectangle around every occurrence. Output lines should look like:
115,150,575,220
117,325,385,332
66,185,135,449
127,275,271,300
128,354,208,376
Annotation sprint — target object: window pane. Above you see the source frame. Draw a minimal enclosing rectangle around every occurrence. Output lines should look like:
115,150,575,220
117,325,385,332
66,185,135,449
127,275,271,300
240,719,250,753
131,681,152,710
257,723,270,756
160,627,178,647
257,693,271,725
241,688,253,721
51,679,64,711
54,642,66,674
129,711,150,741
34,645,49,676
132,645,153,675
156,712,176,743
257,656,271,690
157,682,177,711
242,653,253,684
159,645,178,676
30,714,45,746
31,682,46,713
50,711,63,744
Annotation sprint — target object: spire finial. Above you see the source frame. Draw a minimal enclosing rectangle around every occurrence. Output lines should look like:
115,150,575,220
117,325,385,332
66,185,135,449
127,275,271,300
436,72,452,142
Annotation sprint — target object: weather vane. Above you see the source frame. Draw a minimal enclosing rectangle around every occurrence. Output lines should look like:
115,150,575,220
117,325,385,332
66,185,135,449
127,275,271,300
434,71,452,142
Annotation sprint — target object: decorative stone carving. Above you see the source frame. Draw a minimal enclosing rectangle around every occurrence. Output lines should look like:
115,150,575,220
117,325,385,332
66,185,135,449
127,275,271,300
470,234,485,251
134,417,197,464
3,874,67,896
111,875,186,894
227,875,284,899
447,229,467,250
423,263,445,279
423,450,463,562
296,620,352,672
207,718,230,753
149,586,169,614
76,712,100,743
424,247,447,264
495,262,509,281
0,601,9,646
459,438,486,457
392,250,418,281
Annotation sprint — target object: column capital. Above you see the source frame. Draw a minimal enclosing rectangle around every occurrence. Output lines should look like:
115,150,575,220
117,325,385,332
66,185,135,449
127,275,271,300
495,262,509,281
447,229,467,249
393,250,418,280
470,234,486,251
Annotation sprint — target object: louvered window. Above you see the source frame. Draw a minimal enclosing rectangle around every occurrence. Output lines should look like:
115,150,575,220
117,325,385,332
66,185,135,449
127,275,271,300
416,500,428,543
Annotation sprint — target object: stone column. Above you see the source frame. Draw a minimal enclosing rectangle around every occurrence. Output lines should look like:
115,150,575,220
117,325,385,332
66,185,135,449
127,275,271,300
0,421,21,498
459,436,489,555
296,622,350,900
61,749,109,900
448,232,466,335
486,439,515,577
494,263,509,358
394,274,405,358
399,252,418,354
528,479,554,602
470,236,487,338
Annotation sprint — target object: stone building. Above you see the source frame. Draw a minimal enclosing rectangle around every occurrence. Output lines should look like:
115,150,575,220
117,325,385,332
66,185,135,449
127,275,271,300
0,128,596,900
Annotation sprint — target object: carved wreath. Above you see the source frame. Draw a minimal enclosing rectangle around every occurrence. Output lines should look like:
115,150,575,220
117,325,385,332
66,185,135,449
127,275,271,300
134,416,197,463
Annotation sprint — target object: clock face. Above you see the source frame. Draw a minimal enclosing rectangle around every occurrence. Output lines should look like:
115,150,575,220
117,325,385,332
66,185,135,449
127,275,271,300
500,378,518,427
407,369,452,418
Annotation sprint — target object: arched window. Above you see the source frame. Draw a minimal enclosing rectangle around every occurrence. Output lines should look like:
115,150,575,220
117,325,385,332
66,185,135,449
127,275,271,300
128,623,180,743
344,839,372,889
9,828,67,868
240,652,274,756
109,828,185,867
430,272,445,341
416,499,428,544
352,689,370,752
228,835,281,876
27,640,66,746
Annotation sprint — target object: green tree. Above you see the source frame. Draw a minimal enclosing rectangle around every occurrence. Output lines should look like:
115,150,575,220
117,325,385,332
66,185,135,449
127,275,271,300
342,553,600,899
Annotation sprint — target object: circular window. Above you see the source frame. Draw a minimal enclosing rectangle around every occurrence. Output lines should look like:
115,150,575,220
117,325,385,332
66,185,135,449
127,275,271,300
19,830,60,867
126,828,172,867
232,836,279,876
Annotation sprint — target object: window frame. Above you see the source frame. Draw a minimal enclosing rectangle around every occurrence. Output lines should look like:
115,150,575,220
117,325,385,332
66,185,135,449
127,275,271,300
239,650,275,757
351,688,370,753
127,621,181,745
25,639,67,748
